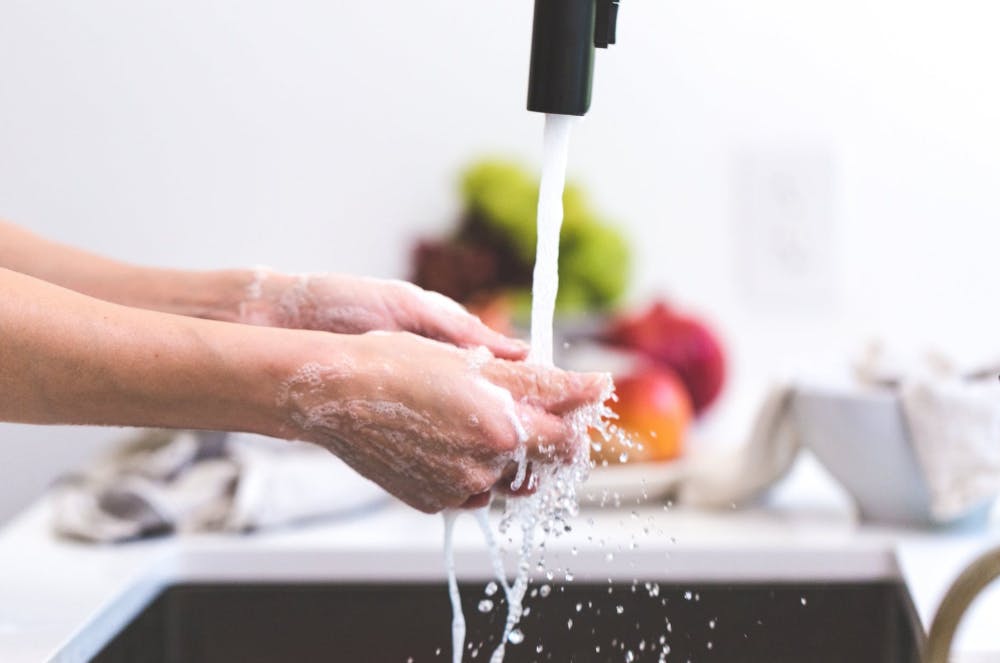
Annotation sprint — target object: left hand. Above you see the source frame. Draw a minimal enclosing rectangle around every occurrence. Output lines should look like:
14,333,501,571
237,270,528,360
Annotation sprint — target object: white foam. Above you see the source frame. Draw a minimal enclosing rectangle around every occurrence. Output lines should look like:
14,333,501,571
245,265,272,301
474,378,529,452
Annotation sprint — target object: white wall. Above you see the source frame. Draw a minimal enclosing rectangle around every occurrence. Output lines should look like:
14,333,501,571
1,0,998,521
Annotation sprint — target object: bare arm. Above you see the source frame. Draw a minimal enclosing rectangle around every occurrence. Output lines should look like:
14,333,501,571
0,220,526,358
0,220,249,321
0,265,287,430
0,266,606,511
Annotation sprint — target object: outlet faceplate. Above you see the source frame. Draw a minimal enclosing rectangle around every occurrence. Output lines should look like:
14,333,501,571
731,148,837,310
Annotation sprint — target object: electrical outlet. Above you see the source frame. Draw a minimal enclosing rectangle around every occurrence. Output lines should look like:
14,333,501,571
731,148,837,310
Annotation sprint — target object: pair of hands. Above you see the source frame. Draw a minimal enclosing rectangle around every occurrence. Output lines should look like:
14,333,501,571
234,271,608,513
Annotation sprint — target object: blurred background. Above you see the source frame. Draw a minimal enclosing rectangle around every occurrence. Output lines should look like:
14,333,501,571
1,0,998,522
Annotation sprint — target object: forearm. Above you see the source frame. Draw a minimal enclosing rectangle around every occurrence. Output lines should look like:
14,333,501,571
0,266,306,434
0,220,251,321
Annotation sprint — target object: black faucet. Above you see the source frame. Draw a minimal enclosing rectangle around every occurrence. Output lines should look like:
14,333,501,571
527,0,619,116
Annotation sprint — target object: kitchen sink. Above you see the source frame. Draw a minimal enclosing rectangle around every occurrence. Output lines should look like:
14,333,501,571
91,580,922,662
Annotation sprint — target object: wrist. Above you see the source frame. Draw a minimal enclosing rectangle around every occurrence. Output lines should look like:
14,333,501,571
241,326,361,440
264,330,375,442
124,266,257,323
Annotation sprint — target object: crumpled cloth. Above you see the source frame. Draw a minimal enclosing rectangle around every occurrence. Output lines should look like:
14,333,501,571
679,346,1000,523
678,385,798,508
897,375,1000,520
51,430,390,542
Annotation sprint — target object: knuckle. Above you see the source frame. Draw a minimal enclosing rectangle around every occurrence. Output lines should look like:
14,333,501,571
410,495,442,514
482,420,517,453
466,469,496,495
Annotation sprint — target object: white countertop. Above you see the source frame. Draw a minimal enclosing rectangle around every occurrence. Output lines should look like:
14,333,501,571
2,456,1000,662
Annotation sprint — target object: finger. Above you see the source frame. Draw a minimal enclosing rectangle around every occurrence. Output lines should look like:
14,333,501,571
517,406,582,464
424,310,530,360
481,362,612,415
461,492,493,509
457,317,530,361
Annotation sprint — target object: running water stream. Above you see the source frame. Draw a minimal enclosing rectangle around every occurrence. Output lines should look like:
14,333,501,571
443,114,612,663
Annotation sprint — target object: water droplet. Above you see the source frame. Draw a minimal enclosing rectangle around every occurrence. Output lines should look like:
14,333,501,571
618,452,629,463
539,584,551,597
616,605,624,614
626,651,635,662
536,644,544,653
709,619,716,629
478,599,493,613
800,597,808,606
567,618,574,629
508,629,524,645
565,571,575,582
605,552,615,562
707,641,714,650
683,591,693,600
484,581,498,596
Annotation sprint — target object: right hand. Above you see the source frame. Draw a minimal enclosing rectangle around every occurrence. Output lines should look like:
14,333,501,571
276,332,610,513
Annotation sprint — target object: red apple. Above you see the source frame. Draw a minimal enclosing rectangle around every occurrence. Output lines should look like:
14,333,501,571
595,365,692,464
604,300,726,415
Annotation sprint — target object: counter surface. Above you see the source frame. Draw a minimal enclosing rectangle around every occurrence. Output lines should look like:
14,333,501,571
1,456,999,662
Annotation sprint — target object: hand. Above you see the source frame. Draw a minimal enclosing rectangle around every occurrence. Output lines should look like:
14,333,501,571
238,270,527,360
276,332,610,513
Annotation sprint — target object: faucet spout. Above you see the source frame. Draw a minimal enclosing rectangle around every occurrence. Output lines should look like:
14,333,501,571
527,0,619,116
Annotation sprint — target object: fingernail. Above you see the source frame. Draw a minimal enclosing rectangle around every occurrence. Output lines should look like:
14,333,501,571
500,337,530,354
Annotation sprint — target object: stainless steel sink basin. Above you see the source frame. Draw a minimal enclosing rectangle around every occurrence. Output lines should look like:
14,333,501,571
91,580,922,662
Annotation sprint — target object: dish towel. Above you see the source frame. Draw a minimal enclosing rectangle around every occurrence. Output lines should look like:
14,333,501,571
678,384,800,508
679,352,1000,521
51,430,390,542
898,376,1000,521
858,343,1000,521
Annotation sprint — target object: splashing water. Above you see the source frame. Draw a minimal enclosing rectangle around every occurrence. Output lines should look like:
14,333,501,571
443,511,465,663
492,113,579,663
441,114,616,663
